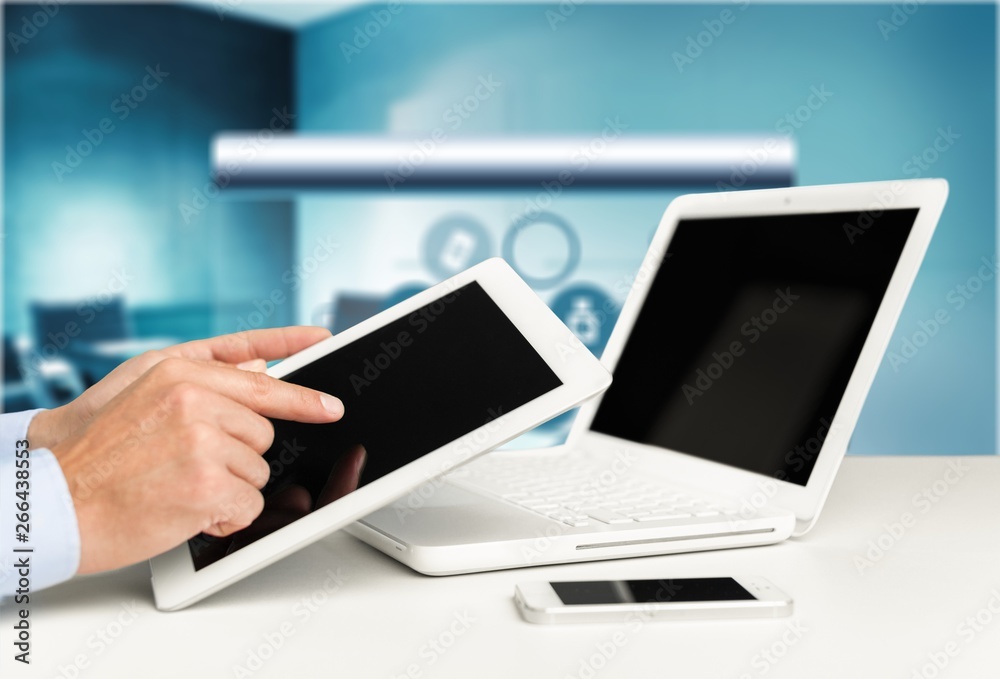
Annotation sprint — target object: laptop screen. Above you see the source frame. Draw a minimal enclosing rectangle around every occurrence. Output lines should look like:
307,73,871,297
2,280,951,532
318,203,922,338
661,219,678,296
590,208,918,486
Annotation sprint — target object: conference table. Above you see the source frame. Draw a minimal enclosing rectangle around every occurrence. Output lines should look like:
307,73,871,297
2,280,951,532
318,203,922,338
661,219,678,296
2,456,997,678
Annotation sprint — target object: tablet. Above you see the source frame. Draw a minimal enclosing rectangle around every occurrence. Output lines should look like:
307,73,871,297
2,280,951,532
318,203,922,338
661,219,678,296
149,258,612,610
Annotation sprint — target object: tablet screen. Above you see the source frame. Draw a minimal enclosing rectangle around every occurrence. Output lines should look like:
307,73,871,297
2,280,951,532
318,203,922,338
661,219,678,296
189,281,563,570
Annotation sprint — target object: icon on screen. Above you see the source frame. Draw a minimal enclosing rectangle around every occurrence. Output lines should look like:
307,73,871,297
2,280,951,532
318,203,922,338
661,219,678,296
440,229,476,272
567,297,601,345
423,215,492,281
549,283,620,356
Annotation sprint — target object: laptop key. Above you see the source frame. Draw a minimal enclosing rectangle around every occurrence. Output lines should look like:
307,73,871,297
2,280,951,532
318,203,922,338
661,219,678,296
650,509,692,517
585,509,633,524
636,513,690,522
519,498,548,507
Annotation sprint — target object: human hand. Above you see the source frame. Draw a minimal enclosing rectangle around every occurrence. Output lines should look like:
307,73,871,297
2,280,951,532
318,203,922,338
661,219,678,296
192,444,368,562
50,355,344,574
29,326,331,450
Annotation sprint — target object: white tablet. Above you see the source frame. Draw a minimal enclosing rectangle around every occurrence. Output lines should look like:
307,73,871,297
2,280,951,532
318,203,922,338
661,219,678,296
149,258,611,610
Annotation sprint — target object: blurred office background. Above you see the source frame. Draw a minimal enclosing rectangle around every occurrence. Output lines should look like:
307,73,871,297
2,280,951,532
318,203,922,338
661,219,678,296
2,2,995,455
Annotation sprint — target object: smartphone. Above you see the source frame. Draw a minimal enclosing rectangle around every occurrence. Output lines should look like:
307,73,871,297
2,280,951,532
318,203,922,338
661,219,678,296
514,577,792,624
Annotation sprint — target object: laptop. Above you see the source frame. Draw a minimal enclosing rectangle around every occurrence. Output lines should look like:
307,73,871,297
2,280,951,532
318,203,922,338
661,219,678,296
346,179,949,575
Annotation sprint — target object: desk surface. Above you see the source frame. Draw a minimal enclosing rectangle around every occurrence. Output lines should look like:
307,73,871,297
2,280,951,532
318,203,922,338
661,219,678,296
3,456,998,678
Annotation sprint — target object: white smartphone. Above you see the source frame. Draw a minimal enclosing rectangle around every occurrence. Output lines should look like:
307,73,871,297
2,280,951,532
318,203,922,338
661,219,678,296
514,577,792,624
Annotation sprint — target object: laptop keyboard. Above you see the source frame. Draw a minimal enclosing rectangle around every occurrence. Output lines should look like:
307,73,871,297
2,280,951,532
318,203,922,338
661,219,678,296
446,454,737,528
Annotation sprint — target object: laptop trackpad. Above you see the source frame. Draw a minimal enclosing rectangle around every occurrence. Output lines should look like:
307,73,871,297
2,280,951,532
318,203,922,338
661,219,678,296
360,482,558,547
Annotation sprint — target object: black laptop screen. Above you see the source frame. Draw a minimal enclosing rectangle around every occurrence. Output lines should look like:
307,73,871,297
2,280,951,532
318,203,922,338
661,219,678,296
590,208,918,486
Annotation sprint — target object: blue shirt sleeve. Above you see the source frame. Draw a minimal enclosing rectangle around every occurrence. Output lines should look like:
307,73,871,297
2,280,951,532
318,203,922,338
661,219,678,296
0,410,81,596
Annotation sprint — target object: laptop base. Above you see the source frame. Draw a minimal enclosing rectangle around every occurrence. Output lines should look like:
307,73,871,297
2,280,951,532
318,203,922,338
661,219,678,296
346,482,794,576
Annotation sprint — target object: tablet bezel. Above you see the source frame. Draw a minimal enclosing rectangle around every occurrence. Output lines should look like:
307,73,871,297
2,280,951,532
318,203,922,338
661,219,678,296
569,179,949,536
150,257,611,610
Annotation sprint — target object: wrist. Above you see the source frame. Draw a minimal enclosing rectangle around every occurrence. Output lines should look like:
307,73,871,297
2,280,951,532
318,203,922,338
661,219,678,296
27,406,74,450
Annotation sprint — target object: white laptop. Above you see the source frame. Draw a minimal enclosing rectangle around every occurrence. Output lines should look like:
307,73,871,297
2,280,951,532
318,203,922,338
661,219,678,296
347,179,949,575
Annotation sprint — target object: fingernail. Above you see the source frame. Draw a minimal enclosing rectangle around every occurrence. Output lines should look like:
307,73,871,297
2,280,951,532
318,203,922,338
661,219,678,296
321,393,344,416
237,359,266,371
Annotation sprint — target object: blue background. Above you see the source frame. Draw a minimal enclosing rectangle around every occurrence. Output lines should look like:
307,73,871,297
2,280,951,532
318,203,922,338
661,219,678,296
3,2,996,455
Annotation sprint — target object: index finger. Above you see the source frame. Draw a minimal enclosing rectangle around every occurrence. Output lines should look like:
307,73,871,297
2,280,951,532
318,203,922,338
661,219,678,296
163,359,344,423
167,326,332,365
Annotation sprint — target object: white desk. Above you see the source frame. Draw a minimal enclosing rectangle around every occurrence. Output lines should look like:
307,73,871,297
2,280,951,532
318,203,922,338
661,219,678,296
3,457,998,678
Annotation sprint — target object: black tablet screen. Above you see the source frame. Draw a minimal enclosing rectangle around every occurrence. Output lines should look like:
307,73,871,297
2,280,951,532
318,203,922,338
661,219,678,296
189,281,562,570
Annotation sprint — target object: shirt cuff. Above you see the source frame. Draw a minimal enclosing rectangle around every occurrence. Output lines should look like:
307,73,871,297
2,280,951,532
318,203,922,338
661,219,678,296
0,416,81,595
0,409,46,457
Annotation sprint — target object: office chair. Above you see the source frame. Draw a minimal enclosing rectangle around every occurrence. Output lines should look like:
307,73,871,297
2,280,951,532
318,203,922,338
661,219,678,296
29,297,129,395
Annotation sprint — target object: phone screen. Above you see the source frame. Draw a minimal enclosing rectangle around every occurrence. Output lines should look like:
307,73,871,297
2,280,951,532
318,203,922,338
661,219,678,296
550,578,756,605
188,281,563,570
